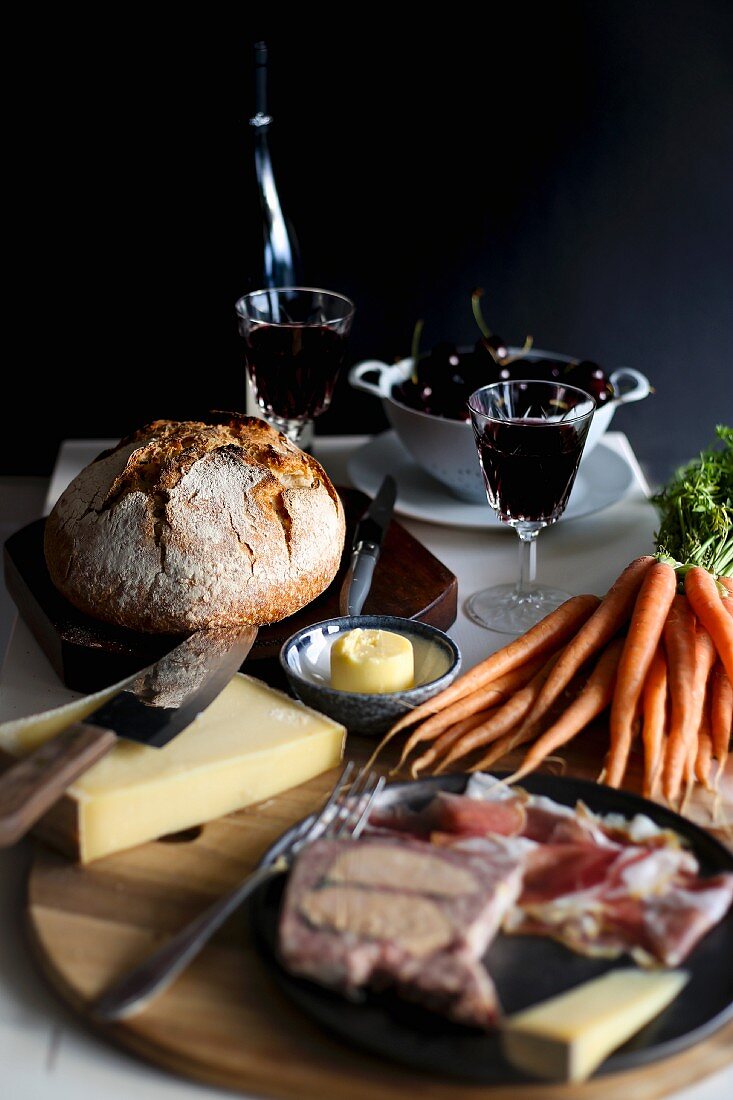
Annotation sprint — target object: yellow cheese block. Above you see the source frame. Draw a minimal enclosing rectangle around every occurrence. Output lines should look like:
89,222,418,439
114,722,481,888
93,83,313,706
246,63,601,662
501,968,689,1082
330,628,414,693
0,675,131,753
0,674,345,863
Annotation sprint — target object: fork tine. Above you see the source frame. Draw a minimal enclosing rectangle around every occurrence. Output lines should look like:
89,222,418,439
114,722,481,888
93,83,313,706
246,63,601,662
330,765,372,839
322,762,368,836
350,775,386,839
302,761,354,845
324,760,356,812
345,762,373,803
334,769,381,839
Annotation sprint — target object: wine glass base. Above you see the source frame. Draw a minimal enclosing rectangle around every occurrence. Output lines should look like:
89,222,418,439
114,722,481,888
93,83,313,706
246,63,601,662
465,583,572,634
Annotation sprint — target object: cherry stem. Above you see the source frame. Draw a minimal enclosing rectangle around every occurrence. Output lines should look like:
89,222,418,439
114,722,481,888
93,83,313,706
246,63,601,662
410,318,424,384
471,288,492,339
502,334,535,366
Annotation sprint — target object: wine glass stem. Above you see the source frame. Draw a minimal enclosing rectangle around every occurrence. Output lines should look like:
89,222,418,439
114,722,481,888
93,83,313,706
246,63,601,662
516,525,541,594
269,415,312,448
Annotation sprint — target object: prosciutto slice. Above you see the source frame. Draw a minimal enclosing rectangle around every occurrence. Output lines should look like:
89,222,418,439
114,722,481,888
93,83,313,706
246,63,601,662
369,791,526,839
373,779,733,968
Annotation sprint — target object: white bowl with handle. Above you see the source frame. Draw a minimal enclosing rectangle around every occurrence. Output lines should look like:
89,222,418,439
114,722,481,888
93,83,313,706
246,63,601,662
349,348,651,503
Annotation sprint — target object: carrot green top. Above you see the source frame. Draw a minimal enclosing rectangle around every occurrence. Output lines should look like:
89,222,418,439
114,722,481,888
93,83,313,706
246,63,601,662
654,425,732,579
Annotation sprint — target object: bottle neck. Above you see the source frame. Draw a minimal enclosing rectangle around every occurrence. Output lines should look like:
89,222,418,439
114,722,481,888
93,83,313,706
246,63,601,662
250,115,300,288
250,111,272,133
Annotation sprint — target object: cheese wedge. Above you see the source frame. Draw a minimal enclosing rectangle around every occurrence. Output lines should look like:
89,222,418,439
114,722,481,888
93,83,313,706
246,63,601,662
0,675,131,754
0,674,345,863
501,968,689,1082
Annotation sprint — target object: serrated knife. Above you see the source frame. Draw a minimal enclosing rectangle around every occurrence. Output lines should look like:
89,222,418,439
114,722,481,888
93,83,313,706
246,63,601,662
0,622,258,847
339,475,397,616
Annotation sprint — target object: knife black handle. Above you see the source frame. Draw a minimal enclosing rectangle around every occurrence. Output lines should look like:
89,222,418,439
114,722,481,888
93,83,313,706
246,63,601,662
0,723,117,847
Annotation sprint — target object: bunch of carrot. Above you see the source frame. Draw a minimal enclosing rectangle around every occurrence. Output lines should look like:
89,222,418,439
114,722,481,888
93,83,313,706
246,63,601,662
369,557,733,810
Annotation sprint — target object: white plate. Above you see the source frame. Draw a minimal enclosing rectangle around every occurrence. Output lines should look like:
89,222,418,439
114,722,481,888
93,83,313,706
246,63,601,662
348,431,635,530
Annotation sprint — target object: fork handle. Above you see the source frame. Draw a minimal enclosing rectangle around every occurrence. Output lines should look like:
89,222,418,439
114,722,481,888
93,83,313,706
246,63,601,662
92,856,287,1022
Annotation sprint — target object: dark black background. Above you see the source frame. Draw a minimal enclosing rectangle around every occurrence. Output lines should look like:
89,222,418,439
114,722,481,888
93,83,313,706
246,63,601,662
5,2,732,483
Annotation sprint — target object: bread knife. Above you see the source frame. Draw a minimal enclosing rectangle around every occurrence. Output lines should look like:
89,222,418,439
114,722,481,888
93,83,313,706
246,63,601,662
339,475,397,616
0,623,258,847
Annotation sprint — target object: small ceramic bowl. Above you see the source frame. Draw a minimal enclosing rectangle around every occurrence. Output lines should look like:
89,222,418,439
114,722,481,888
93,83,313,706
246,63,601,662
349,348,651,503
280,615,461,737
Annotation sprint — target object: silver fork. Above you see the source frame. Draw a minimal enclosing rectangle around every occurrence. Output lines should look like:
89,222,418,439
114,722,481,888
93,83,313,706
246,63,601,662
92,762,384,1022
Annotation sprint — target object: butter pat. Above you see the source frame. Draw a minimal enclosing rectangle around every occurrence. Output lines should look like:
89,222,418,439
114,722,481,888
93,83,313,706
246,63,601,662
330,629,414,693
501,968,689,1082
0,674,345,863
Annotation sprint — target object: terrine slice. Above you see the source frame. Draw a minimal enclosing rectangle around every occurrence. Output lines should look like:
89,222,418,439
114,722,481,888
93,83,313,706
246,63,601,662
278,836,523,1029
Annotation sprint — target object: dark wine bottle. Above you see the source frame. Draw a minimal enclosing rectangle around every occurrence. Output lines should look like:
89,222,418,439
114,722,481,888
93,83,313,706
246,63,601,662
250,41,302,288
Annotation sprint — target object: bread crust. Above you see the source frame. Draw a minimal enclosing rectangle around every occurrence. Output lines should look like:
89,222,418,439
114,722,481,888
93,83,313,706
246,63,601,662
44,414,346,634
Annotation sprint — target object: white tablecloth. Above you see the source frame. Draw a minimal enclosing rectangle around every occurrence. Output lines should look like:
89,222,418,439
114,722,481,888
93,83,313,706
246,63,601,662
0,434,730,1099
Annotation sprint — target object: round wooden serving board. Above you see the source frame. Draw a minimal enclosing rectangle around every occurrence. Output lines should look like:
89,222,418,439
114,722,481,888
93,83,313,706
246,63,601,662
27,735,733,1100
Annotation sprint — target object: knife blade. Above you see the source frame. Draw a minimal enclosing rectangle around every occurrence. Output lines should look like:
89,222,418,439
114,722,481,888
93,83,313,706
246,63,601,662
0,622,258,847
339,475,397,616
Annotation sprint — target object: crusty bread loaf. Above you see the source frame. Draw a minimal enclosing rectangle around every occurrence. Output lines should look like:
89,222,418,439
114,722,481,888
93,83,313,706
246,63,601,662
44,413,346,633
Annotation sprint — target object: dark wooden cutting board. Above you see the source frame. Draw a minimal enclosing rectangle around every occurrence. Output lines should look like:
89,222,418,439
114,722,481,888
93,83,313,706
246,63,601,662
4,489,457,693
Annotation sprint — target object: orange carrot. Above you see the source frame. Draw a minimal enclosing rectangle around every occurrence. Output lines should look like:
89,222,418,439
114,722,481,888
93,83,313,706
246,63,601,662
694,699,713,790
471,673,587,773
666,625,718,803
470,725,535,773
504,557,654,758
367,594,601,763
606,561,678,788
395,657,546,771
661,595,699,802
684,567,733,684
509,639,625,783
431,655,559,775
679,747,697,816
710,663,733,782
641,647,668,799
409,709,496,777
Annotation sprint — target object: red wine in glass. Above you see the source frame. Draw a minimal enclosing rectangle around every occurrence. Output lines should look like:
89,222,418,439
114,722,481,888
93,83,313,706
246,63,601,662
235,288,354,445
476,418,590,524
467,380,595,634
242,323,348,422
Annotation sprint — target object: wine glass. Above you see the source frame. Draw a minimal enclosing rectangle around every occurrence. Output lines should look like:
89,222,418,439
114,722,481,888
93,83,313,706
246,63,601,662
235,287,355,446
467,379,596,634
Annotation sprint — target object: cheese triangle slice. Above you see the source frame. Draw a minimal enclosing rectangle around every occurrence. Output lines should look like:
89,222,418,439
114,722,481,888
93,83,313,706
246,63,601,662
0,676,130,753
0,674,345,863
502,968,689,1082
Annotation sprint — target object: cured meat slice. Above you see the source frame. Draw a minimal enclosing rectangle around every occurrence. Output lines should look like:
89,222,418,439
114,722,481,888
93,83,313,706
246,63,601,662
506,839,733,966
609,872,733,966
434,781,733,967
368,792,527,840
279,836,523,1029
519,843,620,905
366,803,432,838
428,792,527,838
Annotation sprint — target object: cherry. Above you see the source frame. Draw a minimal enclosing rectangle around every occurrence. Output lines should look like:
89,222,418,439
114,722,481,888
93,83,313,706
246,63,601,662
474,334,510,363
566,360,613,404
394,294,615,421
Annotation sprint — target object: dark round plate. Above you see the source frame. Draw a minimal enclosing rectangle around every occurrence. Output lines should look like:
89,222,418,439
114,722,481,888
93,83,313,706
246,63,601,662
249,774,733,1084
